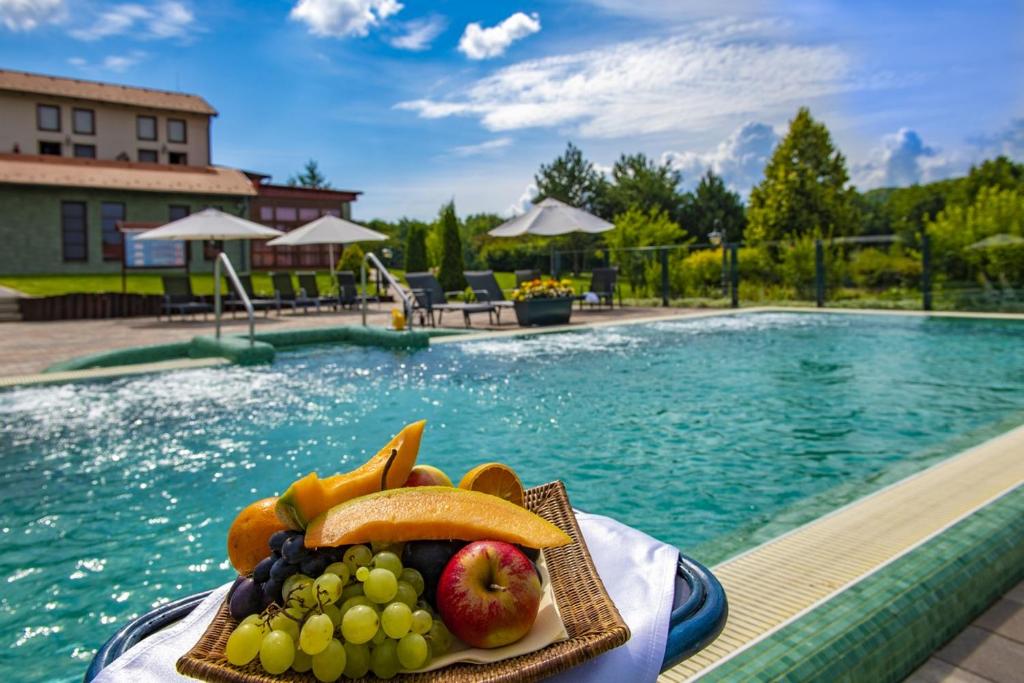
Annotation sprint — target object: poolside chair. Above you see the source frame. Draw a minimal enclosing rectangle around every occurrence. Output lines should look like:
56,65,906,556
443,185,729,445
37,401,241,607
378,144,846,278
297,272,340,311
226,274,278,317
515,269,541,286
159,275,211,321
465,270,515,325
404,272,495,328
579,266,620,309
271,272,320,315
335,271,359,309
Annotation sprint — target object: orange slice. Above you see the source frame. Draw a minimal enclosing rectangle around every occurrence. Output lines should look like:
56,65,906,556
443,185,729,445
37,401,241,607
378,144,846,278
459,462,525,507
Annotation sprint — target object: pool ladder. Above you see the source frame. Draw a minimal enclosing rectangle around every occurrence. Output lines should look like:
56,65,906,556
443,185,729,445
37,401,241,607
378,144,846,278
361,252,414,330
213,252,255,346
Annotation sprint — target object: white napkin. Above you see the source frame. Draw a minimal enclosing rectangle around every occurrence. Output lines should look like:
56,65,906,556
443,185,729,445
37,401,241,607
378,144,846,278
95,512,678,683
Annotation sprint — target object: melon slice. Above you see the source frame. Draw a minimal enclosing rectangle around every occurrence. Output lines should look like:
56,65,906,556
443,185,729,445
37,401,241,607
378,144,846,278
304,486,573,549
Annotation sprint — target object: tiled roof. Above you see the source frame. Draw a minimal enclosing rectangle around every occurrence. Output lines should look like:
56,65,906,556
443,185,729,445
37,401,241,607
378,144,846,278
0,69,216,115
0,154,255,196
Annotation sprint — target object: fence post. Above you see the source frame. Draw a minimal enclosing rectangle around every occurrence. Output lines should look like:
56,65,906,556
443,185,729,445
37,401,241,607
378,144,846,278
921,233,932,311
730,244,739,308
660,248,669,307
814,239,825,308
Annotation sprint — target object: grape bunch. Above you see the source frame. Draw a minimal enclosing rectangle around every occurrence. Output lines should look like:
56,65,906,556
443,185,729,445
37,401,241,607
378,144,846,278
225,539,453,681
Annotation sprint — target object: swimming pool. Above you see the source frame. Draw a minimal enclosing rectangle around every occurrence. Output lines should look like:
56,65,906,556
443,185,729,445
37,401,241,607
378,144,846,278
2,311,1024,682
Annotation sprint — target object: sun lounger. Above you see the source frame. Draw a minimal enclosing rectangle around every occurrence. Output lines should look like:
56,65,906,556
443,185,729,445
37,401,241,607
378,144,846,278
404,272,495,327
515,269,541,286
226,274,278,317
159,275,211,321
464,270,515,324
297,272,340,311
335,271,359,309
271,272,320,315
578,266,620,309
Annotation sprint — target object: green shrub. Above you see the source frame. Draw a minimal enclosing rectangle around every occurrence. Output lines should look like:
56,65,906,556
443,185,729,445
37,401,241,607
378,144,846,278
405,225,428,272
672,249,723,298
337,243,364,273
848,246,922,289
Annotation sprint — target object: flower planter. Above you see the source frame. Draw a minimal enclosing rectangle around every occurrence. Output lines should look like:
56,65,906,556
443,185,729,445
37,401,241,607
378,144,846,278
513,297,574,327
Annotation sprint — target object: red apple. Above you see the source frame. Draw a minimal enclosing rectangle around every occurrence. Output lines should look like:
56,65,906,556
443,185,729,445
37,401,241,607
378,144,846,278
403,464,453,487
436,540,542,649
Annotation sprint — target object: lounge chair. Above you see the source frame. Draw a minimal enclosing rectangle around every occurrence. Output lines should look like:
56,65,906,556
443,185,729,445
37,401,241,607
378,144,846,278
335,271,359,309
159,275,211,321
578,266,620,309
404,272,495,328
271,272,320,315
226,274,278,317
297,272,340,311
464,270,515,325
515,269,541,286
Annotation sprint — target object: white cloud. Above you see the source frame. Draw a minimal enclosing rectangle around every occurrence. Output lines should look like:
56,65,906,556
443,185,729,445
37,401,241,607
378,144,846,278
451,137,513,157
970,118,1024,161
401,21,857,138
458,11,540,60
663,121,779,196
69,1,193,41
853,128,954,189
387,15,444,51
290,0,402,38
0,0,65,31
68,50,147,72
507,182,537,216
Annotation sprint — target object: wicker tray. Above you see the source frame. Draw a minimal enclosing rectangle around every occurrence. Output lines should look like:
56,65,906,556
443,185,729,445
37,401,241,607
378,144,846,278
177,481,630,682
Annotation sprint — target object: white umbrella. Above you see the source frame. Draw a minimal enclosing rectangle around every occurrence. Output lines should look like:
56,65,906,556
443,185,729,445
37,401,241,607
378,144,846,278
489,197,614,237
266,215,388,272
135,207,284,241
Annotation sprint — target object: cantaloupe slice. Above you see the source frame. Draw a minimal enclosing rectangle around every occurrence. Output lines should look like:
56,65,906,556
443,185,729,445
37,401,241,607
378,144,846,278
304,486,573,549
275,420,425,530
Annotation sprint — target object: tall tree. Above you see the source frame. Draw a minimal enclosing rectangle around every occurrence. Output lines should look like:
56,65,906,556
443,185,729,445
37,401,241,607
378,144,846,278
679,170,746,242
746,108,858,242
534,142,606,212
287,159,331,189
436,201,466,292
601,153,685,223
405,224,428,272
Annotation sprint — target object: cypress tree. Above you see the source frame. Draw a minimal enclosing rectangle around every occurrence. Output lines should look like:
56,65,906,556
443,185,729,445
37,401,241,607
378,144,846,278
405,224,428,272
437,201,467,291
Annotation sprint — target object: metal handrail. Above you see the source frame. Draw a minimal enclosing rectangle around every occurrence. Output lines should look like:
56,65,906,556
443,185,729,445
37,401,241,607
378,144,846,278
361,252,414,330
214,252,255,346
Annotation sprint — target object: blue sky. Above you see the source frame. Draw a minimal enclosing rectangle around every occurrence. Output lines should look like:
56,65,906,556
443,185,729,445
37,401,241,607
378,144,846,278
1,0,1022,220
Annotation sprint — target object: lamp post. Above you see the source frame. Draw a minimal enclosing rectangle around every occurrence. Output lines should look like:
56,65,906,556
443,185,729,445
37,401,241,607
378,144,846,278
709,220,727,298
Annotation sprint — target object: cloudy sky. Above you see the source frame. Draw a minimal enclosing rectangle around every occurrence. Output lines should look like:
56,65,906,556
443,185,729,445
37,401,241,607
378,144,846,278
1,0,1022,220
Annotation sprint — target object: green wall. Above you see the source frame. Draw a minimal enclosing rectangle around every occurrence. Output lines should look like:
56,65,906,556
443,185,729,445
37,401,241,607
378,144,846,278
0,184,251,275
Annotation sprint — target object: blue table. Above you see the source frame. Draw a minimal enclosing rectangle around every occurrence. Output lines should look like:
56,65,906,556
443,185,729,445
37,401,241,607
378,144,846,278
85,554,727,681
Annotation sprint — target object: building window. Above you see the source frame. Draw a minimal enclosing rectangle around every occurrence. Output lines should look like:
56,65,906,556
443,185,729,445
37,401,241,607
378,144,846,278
275,206,298,221
259,206,274,221
73,144,96,159
137,115,157,140
101,202,125,261
61,201,87,262
138,149,158,163
169,205,190,221
37,104,60,131
168,151,188,165
298,207,319,221
39,141,61,156
167,119,187,143
73,108,95,135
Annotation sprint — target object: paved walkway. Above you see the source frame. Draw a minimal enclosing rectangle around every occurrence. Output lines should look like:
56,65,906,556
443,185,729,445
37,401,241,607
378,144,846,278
0,304,689,377
906,580,1024,683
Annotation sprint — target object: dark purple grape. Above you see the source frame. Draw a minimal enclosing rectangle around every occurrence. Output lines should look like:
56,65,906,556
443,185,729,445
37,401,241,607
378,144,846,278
281,535,308,563
228,578,262,620
226,575,245,603
268,530,295,553
301,554,330,577
402,540,467,607
253,556,274,584
270,557,298,582
262,579,282,607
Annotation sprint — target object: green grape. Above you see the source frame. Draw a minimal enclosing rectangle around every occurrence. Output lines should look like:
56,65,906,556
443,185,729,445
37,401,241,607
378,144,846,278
427,621,452,657
397,632,429,670
364,568,398,603
394,581,417,609
284,604,309,621
322,603,342,627
339,595,374,616
299,613,334,656
225,624,262,666
372,628,387,645
343,545,372,574
400,568,425,596
369,638,401,679
292,648,313,673
240,613,269,634
343,642,371,679
381,602,412,639
283,574,313,601
410,610,433,635
259,630,295,675
339,582,364,602
289,583,315,609
324,562,351,585
314,573,343,605
269,613,300,642
372,551,403,578
355,566,370,582
340,604,379,644
311,638,346,682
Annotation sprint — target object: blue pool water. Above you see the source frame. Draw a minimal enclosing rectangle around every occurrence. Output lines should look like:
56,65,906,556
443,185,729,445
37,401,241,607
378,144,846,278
2,312,1024,681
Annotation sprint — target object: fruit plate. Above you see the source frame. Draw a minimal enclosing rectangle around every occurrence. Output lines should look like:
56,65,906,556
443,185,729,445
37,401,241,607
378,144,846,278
177,481,631,682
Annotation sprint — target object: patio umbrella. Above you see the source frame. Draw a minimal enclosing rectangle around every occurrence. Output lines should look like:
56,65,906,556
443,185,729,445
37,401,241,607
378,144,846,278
966,234,1024,250
488,197,614,237
266,215,388,272
135,208,284,241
